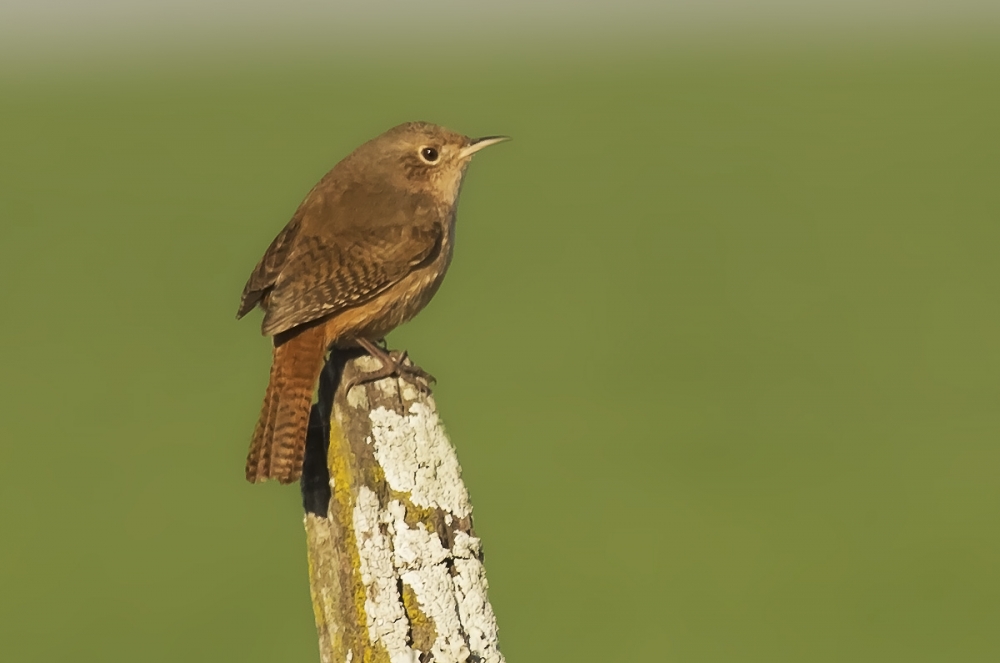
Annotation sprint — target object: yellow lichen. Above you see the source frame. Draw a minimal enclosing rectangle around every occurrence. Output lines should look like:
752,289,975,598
402,583,437,652
326,418,393,662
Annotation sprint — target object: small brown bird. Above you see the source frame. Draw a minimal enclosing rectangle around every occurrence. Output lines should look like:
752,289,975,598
237,122,508,484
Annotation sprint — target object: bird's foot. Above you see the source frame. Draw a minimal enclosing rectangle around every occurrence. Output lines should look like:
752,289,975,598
346,339,436,394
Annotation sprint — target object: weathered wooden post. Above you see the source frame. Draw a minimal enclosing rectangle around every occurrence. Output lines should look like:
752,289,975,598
300,351,504,663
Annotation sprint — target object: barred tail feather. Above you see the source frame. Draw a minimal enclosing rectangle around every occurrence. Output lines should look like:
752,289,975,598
245,324,327,484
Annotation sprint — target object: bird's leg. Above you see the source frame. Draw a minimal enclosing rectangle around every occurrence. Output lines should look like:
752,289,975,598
345,337,436,393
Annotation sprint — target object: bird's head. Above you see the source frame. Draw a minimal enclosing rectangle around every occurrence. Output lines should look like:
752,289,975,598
346,121,509,204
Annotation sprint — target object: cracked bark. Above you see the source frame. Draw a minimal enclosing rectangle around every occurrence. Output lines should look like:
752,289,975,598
301,350,504,663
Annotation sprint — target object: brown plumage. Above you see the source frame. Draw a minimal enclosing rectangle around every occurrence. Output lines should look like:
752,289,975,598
238,122,508,484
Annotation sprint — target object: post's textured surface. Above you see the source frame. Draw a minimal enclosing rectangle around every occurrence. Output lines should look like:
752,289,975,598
237,122,507,485
305,354,504,663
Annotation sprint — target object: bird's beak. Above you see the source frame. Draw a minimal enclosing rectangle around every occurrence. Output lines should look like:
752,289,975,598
459,135,511,159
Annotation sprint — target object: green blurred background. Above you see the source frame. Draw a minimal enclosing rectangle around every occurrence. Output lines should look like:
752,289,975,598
1,3,999,661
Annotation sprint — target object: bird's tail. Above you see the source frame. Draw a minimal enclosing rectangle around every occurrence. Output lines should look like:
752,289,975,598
245,323,327,484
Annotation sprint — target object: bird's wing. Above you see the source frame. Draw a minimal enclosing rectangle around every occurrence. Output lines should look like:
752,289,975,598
258,220,443,337
237,214,302,319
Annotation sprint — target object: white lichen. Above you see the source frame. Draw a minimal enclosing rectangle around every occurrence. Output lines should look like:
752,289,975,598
393,524,502,663
345,392,503,663
390,510,470,662
367,403,472,517
452,555,502,661
352,486,410,658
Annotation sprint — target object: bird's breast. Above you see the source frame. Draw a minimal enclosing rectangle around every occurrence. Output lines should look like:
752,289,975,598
324,215,456,343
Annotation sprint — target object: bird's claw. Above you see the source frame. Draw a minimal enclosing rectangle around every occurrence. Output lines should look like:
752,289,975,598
344,346,435,394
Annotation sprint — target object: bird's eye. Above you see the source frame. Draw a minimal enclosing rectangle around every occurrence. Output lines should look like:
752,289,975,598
420,147,439,163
